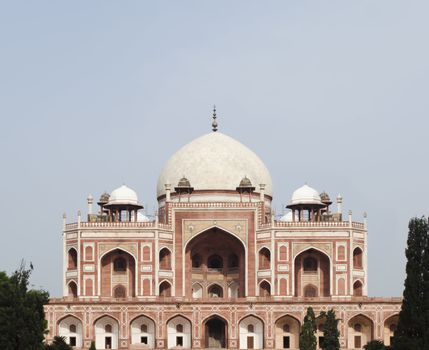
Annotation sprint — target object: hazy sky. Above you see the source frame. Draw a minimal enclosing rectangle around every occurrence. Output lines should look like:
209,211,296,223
1,1,428,297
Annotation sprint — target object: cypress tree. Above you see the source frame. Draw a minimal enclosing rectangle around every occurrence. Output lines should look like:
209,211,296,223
423,217,429,348
393,217,428,349
320,309,340,350
300,307,317,350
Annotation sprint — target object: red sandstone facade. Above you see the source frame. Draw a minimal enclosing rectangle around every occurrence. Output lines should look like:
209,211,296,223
45,130,401,349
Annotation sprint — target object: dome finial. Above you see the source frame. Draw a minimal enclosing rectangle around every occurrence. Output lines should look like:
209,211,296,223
212,105,218,132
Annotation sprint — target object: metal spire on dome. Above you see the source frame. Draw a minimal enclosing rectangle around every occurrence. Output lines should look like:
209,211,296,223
212,105,218,132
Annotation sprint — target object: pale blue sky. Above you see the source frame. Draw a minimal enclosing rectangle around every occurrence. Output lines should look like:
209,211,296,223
0,1,428,297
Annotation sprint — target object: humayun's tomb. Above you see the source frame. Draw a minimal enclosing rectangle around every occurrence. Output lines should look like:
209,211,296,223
45,113,401,349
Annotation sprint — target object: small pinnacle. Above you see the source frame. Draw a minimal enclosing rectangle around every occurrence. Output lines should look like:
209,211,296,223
212,105,218,132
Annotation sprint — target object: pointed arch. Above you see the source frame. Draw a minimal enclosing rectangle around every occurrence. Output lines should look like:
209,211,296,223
275,314,301,350
259,279,271,297
239,315,264,349
258,247,271,270
159,280,172,297
130,315,156,348
67,247,78,270
94,315,119,349
67,280,78,298
58,315,83,348
159,247,172,270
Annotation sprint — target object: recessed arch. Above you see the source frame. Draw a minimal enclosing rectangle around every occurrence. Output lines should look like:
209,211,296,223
67,280,78,298
293,247,331,297
353,247,363,269
347,314,374,349
159,280,172,297
203,314,228,349
192,282,203,298
259,280,271,297
159,247,172,270
167,315,192,349
208,283,224,298
94,315,119,349
258,247,271,270
67,247,78,270
130,315,156,348
98,247,137,298
58,315,83,348
383,314,399,347
353,280,363,297
239,315,264,349
275,314,301,349
183,224,247,249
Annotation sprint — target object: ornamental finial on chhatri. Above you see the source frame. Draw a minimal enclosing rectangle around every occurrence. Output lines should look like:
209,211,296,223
212,105,218,132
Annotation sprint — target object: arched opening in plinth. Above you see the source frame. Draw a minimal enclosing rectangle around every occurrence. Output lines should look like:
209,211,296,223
294,248,330,297
347,314,374,349
383,314,399,347
167,316,192,349
100,248,136,298
185,227,246,298
204,316,228,348
239,315,264,349
58,316,83,348
275,315,300,349
95,315,119,349
130,315,155,348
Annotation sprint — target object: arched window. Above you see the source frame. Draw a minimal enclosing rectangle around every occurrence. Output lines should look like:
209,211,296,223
259,281,271,297
68,281,77,298
105,324,112,333
208,284,223,298
303,256,318,272
353,248,363,269
228,254,239,268
353,281,363,296
68,249,77,270
69,324,76,333
192,254,201,268
247,324,254,333
283,324,290,333
159,248,172,270
141,324,148,333
389,324,397,332
113,285,126,298
304,284,317,297
207,255,223,269
113,257,126,272
176,324,183,333
259,248,271,269
159,281,172,297
354,323,362,332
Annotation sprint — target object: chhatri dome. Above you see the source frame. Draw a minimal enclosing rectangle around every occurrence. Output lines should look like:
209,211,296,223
289,184,323,206
157,109,273,199
108,184,140,206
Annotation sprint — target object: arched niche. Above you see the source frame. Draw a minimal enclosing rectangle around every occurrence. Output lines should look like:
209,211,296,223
95,316,119,349
159,281,172,297
130,315,155,348
275,315,300,349
184,227,246,298
353,247,363,269
294,248,330,297
259,280,271,297
208,284,223,298
68,281,78,298
204,316,228,348
347,314,374,349
239,315,264,349
192,283,203,298
58,316,83,348
68,248,77,270
353,280,363,297
383,314,399,347
258,248,271,270
159,248,172,270
167,316,192,349
100,248,136,298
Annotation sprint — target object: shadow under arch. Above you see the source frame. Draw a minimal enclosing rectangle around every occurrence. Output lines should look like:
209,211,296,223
203,314,229,349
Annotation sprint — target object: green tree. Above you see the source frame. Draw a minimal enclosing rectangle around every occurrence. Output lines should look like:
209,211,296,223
364,339,386,350
320,309,340,350
300,307,317,350
0,262,49,350
44,336,73,350
89,341,96,350
393,217,428,349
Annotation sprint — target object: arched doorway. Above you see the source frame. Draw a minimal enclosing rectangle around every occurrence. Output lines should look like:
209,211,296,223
383,315,399,347
353,280,363,296
95,316,119,349
130,315,155,348
275,315,300,349
58,316,83,348
167,316,192,349
100,249,136,298
239,316,264,349
185,228,246,298
347,314,374,349
204,316,227,348
68,281,78,298
294,248,330,297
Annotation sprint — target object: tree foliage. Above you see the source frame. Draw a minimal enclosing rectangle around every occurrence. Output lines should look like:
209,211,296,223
89,341,97,350
320,309,340,350
393,217,428,349
44,336,73,350
0,262,49,350
364,339,386,350
300,307,317,350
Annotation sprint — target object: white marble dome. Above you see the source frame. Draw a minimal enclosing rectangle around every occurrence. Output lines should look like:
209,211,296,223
108,185,139,205
157,132,273,198
290,184,322,205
